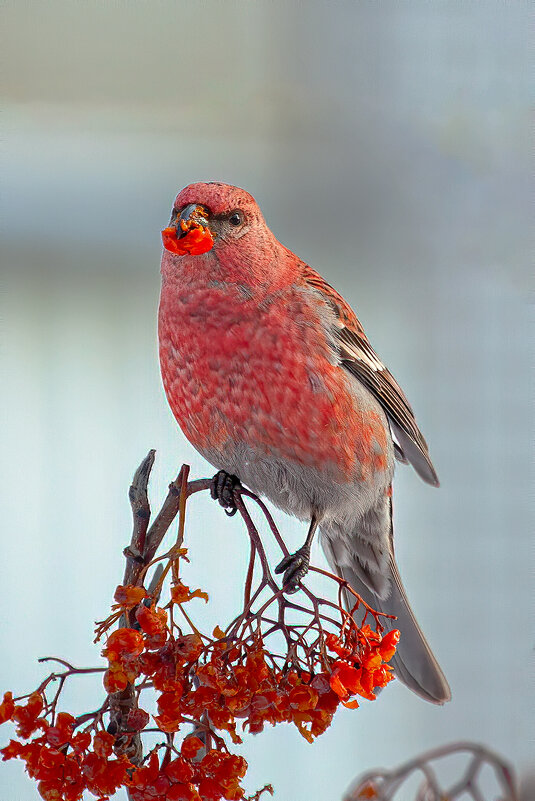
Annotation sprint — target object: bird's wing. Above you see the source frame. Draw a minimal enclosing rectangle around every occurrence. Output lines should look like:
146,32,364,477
302,266,439,486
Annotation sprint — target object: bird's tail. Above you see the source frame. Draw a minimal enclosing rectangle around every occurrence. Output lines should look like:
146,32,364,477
321,522,451,705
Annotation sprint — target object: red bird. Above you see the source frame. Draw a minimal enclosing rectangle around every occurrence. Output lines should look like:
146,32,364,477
158,182,451,704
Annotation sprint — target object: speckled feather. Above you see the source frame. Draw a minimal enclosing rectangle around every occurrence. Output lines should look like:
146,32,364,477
158,182,450,704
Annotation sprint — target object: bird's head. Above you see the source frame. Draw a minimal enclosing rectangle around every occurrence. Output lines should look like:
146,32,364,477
161,182,295,287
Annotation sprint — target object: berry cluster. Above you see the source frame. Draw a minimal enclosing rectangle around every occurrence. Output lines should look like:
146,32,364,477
326,625,400,705
161,219,214,256
0,689,246,801
1,459,399,800
1,580,398,799
0,695,131,800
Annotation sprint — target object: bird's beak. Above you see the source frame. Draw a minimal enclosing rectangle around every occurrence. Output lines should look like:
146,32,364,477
162,203,214,255
176,204,210,237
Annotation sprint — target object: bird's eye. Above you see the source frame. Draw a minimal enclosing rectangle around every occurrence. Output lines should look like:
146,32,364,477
228,211,243,227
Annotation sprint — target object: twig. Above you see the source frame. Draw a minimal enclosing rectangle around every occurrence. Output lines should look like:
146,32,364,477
345,741,518,801
109,450,157,768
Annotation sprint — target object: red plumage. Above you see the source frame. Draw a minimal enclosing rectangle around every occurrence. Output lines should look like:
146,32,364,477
158,182,450,705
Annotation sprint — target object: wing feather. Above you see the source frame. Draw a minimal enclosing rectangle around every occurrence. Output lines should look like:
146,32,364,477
303,266,439,486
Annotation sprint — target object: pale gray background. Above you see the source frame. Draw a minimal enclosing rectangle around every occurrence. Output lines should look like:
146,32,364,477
1,2,531,800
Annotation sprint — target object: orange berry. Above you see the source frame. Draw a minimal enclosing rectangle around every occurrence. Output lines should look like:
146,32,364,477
103,628,144,660
0,691,14,724
181,735,204,760
114,584,147,609
378,629,400,661
135,604,167,636
93,730,115,758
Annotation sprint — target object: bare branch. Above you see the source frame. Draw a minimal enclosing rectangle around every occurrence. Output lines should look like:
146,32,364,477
345,741,518,801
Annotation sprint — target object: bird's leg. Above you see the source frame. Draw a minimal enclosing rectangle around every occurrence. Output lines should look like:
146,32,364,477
210,470,242,517
275,514,319,594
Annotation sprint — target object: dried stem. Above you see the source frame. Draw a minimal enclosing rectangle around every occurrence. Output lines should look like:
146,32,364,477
345,741,518,801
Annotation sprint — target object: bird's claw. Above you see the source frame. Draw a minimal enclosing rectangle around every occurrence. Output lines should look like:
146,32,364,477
275,545,311,593
210,471,241,516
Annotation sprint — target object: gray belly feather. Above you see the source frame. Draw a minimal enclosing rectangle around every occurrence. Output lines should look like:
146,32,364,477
198,435,394,532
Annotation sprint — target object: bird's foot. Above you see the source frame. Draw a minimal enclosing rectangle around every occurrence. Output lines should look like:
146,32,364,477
210,471,241,516
275,545,311,594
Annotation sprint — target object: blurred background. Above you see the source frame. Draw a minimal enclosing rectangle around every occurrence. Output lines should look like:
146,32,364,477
1,2,531,799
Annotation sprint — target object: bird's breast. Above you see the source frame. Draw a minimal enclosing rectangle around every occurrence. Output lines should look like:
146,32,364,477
159,280,390,484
